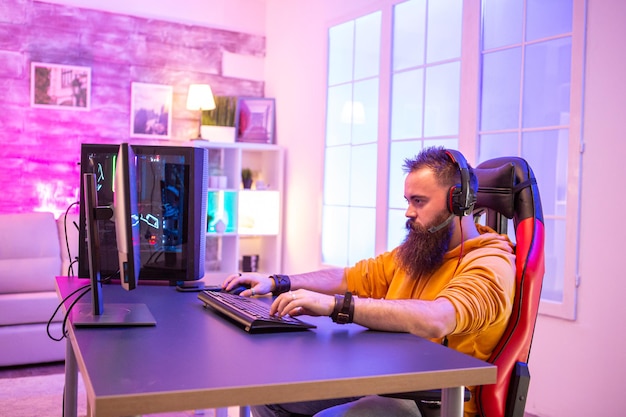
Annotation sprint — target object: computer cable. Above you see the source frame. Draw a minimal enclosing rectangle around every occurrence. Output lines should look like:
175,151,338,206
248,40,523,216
46,270,118,341
62,201,79,277
66,258,79,278
46,283,90,342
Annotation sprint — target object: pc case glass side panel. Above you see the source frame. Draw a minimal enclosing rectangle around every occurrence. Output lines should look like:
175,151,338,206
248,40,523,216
137,147,209,282
136,153,191,277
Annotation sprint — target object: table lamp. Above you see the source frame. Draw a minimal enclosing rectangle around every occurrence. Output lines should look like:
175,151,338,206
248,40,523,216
186,84,216,139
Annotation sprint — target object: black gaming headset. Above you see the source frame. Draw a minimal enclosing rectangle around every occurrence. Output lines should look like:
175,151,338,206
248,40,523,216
444,149,476,217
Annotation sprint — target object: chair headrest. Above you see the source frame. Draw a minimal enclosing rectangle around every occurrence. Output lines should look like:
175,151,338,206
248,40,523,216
474,162,516,219
474,156,542,223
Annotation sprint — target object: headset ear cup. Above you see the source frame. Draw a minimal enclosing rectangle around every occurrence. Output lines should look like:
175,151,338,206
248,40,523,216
448,185,460,216
444,149,474,217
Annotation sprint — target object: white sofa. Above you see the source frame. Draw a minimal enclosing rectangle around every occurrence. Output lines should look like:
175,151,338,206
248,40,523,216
0,211,79,367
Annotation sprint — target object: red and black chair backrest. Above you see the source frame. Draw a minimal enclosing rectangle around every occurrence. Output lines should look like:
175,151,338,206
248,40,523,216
472,157,545,417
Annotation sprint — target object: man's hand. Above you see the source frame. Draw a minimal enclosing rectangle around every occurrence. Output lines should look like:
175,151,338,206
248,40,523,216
270,289,335,318
221,272,273,297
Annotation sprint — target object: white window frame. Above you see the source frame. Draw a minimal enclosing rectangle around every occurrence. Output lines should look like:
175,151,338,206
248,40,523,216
321,0,584,320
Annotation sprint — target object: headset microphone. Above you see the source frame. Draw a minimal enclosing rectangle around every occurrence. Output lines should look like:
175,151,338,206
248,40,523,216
427,213,455,234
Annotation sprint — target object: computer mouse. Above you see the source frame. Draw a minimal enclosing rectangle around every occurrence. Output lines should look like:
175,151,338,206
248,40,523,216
226,283,250,296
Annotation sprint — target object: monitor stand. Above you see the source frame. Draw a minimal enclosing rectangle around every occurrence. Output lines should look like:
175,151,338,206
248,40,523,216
175,281,209,292
72,303,156,327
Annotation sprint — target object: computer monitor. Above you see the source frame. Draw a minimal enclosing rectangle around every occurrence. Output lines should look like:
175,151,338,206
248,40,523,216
77,143,208,286
75,143,156,326
78,144,119,278
114,143,141,291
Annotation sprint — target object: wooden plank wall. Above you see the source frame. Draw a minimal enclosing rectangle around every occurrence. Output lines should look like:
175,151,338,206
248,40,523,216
0,0,265,215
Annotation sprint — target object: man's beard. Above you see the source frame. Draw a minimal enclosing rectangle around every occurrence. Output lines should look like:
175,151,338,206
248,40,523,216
396,211,454,280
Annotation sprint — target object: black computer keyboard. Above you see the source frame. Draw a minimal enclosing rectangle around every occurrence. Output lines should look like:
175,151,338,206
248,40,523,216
198,290,316,333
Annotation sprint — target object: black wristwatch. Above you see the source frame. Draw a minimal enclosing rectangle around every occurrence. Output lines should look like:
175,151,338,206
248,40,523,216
270,274,291,295
331,292,354,324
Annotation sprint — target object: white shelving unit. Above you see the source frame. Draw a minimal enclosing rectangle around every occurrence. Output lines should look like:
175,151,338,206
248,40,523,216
191,141,285,285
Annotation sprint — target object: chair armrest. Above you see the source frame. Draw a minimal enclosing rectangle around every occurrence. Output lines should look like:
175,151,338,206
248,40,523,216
506,362,531,417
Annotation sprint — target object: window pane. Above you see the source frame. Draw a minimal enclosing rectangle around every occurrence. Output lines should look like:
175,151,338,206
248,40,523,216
391,69,424,140
393,0,426,70
522,129,569,217
354,12,382,80
522,37,572,128
328,21,354,86
322,205,349,266
482,0,523,49
389,140,422,209
349,144,378,207
348,207,376,265
526,0,573,41
480,48,522,131
541,217,566,302
423,138,458,150
326,84,352,146
388,138,457,210
387,208,407,251
324,146,351,206
478,132,519,162
424,61,460,137
352,78,379,144
426,0,463,63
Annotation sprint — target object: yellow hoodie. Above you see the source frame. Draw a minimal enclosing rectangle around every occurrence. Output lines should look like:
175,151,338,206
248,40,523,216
344,224,516,416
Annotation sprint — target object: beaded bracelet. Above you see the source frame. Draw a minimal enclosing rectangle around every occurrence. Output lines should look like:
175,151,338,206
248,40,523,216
270,274,291,296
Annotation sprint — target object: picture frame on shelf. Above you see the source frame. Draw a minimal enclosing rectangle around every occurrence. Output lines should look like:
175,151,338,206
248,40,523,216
235,97,275,144
30,62,91,110
130,82,173,139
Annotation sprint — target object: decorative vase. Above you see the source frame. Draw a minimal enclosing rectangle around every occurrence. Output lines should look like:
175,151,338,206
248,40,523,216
242,178,253,189
214,219,226,234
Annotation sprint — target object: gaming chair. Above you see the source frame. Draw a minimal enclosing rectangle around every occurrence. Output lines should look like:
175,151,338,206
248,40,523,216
385,156,545,417
471,156,545,417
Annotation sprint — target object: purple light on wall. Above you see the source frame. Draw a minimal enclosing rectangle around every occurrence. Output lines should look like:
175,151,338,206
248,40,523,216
33,178,80,218
1,0,265,217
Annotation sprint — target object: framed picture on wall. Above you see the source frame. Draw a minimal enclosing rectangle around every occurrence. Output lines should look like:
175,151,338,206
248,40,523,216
130,82,173,139
235,97,275,144
30,62,91,110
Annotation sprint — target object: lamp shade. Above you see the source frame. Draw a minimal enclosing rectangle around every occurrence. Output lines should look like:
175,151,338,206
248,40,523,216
186,84,216,111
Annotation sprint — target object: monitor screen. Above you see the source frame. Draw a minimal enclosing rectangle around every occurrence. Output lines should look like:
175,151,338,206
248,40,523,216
78,143,208,285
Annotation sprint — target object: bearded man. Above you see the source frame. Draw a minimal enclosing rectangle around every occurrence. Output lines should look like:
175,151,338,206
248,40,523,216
223,146,516,417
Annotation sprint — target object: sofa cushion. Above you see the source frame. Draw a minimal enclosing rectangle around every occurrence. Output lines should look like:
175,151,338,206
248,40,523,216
0,212,61,294
57,212,80,277
0,292,63,326
0,322,66,367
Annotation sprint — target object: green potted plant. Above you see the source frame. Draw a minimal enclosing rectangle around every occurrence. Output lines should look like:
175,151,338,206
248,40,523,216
241,168,253,189
201,96,237,142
